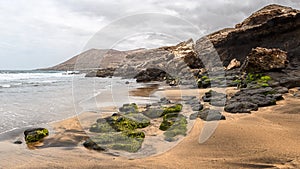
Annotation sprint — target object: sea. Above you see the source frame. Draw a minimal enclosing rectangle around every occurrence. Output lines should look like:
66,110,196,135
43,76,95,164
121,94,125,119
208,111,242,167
0,70,153,138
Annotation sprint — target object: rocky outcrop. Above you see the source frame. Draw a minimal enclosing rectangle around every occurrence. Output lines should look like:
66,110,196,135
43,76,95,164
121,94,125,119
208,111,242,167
205,4,300,68
225,87,285,113
198,109,226,121
160,39,203,69
133,68,171,83
241,47,288,72
85,67,116,78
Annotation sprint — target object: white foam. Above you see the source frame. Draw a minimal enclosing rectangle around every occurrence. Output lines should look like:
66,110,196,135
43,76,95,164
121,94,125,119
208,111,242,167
0,84,11,88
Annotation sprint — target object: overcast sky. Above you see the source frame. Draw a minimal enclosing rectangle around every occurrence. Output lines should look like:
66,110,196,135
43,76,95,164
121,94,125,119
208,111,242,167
0,0,299,70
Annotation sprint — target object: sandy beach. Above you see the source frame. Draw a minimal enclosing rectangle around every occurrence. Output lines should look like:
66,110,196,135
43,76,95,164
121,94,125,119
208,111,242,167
0,86,299,169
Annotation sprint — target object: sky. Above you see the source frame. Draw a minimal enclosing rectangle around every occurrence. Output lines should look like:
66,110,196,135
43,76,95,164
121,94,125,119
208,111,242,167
0,0,299,70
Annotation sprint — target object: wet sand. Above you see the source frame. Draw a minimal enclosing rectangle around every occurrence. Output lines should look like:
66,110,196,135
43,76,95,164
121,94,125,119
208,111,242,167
0,87,299,168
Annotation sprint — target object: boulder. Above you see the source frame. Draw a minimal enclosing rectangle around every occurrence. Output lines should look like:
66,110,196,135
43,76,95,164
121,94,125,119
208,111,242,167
198,109,226,121
119,103,139,114
83,138,107,151
202,90,227,107
24,128,49,143
241,47,288,73
224,102,258,113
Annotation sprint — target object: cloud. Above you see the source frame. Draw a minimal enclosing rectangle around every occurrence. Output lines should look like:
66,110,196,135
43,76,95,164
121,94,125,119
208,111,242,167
0,0,299,69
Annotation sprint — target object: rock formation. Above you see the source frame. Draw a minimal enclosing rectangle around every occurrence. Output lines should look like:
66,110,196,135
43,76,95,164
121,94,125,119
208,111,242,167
205,4,300,68
241,47,288,73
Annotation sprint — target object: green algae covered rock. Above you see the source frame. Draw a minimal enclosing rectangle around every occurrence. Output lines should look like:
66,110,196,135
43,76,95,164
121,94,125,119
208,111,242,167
162,115,188,141
105,113,150,131
119,103,139,113
87,131,144,153
24,128,49,143
161,104,183,116
88,111,149,153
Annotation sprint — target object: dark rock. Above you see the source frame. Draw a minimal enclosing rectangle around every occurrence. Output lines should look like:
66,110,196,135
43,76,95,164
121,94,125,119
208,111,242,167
224,102,258,113
119,103,139,114
270,94,284,101
159,97,171,104
198,109,226,121
13,140,22,144
83,138,107,151
239,87,275,96
142,108,164,119
24,128,49,143
85,67,116,78
183,96,204,111
201,4,300,68
134,68,171,83
189,112,199,120
202,90,227,107
249,94,276,107
273,86,289,94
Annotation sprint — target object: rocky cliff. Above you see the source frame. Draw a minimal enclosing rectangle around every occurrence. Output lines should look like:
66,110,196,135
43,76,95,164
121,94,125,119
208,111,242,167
44,4,300,85
205,4,300,68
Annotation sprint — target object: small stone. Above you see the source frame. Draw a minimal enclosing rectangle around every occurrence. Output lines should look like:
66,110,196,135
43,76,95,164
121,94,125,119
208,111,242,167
13,140,22,144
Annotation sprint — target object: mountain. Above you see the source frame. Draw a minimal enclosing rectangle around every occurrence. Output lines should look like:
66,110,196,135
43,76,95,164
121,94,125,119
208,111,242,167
41,48,145,71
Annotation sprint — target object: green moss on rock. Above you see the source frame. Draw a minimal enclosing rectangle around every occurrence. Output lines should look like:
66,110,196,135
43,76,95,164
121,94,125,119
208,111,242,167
24,128,49,143
88,132,144,153
161,104,183,116
105,113,150,132
119,103,139,113
163,115,187,141
90,121,114,133
88,108,150,153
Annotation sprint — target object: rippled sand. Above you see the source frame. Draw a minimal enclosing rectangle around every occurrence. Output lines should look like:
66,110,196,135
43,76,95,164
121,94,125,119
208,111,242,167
0,87,299,169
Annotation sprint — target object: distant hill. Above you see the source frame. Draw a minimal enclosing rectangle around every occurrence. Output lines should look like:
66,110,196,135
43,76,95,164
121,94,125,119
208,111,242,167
41,48,145,71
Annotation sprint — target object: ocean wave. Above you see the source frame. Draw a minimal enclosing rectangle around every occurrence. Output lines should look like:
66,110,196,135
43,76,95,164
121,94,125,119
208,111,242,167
0,84,11,88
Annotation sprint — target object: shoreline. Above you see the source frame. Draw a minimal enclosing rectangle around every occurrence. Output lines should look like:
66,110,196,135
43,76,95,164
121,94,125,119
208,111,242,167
0,85,299,168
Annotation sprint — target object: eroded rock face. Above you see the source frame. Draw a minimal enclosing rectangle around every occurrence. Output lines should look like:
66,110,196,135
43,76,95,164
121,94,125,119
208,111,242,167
235,4,299,28
160,39,203,69
241,47,288,72
205,4,300,68
226,58,241,70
